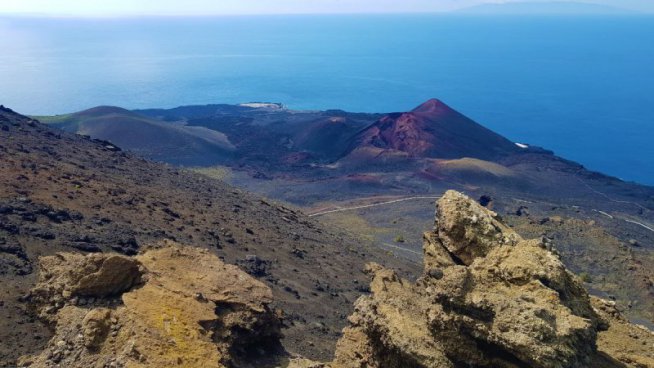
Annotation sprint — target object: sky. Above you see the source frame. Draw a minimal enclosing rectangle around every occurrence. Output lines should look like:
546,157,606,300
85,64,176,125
0,0,651,17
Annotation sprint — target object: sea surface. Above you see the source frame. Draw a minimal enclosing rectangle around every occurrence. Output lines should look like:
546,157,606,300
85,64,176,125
1,15,653,185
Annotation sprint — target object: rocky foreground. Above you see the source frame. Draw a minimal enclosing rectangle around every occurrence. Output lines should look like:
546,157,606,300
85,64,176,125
14,191,653,367
0,106,417,363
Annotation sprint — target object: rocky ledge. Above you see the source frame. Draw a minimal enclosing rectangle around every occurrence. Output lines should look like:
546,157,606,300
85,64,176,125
17,191,654,368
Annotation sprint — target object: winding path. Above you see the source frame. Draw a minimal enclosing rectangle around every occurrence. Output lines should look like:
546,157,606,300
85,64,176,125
575,175,649,212
623,219,654,233
574,174,654,233
308,195,442,217
378,242,423,257
308,179,654,236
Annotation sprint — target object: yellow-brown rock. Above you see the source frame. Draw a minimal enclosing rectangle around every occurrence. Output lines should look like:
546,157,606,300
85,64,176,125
591,297,654,368
21,241,283,368
19,192,654,368
332,190,606,368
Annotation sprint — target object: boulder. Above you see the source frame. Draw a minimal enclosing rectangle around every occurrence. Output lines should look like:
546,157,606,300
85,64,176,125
22,241,287,368
332,190,603,368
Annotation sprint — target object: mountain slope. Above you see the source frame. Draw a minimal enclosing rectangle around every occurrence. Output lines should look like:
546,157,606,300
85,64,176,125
39,106,236,166
0,106,416,365
39,99,526,170
31,100,654,326
342,99,521,162
291,116,369,160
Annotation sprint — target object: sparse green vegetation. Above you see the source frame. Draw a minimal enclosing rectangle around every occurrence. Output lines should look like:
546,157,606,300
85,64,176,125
31,113,76,125
579,272,592,283
321,212,383,243
394,235,405,243
191,166,233,181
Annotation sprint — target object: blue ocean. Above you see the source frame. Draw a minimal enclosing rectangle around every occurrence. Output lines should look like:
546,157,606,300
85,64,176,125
1,15,653,185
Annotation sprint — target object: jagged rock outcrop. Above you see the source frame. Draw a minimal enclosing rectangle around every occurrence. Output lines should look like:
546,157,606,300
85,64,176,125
19,241,304,368
28,253,143,321
331,190,608,368
18,191,654,368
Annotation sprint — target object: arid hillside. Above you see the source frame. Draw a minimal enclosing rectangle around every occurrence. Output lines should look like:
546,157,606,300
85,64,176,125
35,100,654,329
15,192,654,368
0,106,416,366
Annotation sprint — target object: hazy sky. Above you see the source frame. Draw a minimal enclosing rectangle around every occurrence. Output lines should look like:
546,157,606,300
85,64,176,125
0,0,651,16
